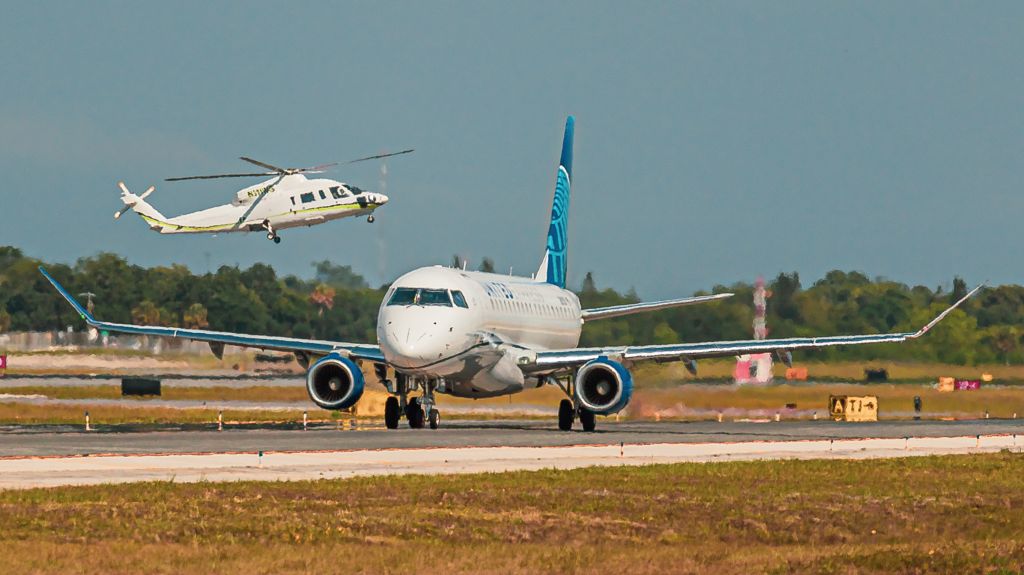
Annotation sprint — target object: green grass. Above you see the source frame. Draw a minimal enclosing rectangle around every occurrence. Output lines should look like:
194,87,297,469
1,453,1023,573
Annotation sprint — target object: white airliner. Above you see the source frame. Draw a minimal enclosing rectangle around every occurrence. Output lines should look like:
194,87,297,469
42,116,981,431
115,152,412,243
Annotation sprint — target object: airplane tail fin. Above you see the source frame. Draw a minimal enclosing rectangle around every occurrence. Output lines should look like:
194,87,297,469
535,116,573,288
115,182,168,230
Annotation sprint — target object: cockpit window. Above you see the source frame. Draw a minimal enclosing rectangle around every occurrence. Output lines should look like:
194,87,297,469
348,186,364,195
418,289,451,306
387,288,418,306
451,290,469,308
386,287,453,307
329,186,347,199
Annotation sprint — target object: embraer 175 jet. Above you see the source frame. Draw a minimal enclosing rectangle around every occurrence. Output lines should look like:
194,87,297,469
42,117,980,431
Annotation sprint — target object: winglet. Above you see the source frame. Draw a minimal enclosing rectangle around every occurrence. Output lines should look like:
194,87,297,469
38,267,95,323
909,283,985,338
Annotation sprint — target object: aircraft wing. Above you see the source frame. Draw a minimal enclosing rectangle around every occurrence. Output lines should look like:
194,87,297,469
581,292,733,321
528,284,982,371
39,267,385,363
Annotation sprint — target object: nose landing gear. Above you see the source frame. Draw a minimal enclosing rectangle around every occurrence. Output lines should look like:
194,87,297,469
379,373,442,430
261,220,281,243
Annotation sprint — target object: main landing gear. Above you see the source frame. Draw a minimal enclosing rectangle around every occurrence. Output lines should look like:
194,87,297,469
558,399,597,432
553,377,598,432
379,371,442,430
261,220,281,243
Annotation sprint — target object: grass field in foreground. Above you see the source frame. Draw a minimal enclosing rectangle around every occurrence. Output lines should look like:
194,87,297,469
1,453,1023,574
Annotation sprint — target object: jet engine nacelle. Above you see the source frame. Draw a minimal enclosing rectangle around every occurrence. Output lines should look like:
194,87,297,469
306,353,365,410
574,357,633,415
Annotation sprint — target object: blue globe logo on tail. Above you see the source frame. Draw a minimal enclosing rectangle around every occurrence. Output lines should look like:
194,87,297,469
541,116,574,288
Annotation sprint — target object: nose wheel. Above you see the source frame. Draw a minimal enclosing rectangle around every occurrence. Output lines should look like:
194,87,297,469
405,397,426,429
261,220,281,243
367,215,375,223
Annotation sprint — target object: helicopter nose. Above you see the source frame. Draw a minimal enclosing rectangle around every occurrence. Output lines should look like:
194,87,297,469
374,193,389,205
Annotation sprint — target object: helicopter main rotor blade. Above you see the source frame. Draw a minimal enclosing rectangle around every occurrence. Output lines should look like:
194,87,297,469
343,149,415,165
239,157,289,173
289,150,414,175
165,172,278,182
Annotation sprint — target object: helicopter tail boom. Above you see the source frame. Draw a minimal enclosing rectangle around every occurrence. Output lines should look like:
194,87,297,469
115,182,170,231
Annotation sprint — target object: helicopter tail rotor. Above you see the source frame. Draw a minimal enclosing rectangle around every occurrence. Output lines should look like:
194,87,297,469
114,182,156,220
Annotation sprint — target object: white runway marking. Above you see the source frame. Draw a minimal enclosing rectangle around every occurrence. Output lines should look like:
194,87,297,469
0,434,1019,490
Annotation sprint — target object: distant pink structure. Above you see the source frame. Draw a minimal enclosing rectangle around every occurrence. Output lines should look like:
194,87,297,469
735,276,773,385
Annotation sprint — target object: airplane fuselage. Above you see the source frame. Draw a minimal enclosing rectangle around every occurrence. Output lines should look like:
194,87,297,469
377,266,582,398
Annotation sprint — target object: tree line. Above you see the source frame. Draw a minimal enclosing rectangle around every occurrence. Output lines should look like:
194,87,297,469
1,245,1021,365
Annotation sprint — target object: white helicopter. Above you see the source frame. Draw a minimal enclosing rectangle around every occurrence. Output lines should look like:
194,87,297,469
113,151,412,243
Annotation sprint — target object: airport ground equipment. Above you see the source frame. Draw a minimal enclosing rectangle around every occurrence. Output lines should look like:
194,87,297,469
114,150,412,242
42,116,982,433
121,377,161,396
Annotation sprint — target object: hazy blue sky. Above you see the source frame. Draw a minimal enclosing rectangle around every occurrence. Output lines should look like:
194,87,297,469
2,2,1022,298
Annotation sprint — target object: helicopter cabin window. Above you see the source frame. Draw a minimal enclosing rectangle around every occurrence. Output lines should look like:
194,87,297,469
329,186,347,199
301,192,315,203
319,190,327,200
451,290,469,308
290,197,296,206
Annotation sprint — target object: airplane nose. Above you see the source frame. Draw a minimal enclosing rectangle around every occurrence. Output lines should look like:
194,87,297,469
382,328,430,365
375,193,389,205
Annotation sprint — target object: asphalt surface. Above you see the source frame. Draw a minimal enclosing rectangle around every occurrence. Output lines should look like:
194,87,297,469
3,418,1023,458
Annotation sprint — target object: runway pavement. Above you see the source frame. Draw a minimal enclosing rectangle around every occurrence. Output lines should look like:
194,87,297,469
0,419,1023,489
3,418,1024,457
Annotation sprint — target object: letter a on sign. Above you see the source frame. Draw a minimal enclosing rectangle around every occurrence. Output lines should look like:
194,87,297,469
830,396,845,415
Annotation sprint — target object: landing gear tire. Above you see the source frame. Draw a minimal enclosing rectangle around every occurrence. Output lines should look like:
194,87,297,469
406,398,425,429
558,399,574,431
428,408,440,430
267,232,274,240
272,236,281,244
579,408,597,432
384,396,400,429
367,215,375,223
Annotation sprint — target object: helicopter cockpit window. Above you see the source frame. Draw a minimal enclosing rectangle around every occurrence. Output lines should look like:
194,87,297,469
348,186,364,195
329,186,347,199
451,290,469,308
300,192,315,203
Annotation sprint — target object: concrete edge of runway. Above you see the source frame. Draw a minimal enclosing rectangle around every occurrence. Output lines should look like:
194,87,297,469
1,433,1020,490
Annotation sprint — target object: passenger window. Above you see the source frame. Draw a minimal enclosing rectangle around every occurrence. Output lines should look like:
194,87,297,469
330,186,345,199
452,291,469,308
319,190,327,200
290,197,296,205
301,192,315,203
